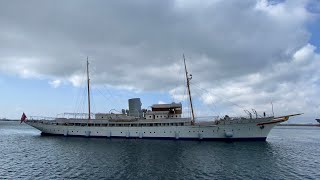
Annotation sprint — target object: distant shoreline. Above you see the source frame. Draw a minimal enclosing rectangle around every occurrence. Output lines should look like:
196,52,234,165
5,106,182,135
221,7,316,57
0,119,19,122
278,124,320,127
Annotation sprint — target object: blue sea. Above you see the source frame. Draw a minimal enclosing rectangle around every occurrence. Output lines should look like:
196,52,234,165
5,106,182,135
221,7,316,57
0,121,319,179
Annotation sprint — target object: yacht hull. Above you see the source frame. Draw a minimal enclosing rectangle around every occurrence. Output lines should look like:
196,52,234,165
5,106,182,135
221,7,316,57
26,119,278,141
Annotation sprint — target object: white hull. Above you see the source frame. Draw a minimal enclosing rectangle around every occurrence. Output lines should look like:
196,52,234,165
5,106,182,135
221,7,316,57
26,118,279,141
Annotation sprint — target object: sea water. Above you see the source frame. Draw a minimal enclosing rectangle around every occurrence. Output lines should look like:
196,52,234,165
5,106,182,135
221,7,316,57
0,121,319,179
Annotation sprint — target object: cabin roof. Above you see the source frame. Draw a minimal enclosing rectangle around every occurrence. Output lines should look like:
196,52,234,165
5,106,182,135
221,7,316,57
151,103,182,109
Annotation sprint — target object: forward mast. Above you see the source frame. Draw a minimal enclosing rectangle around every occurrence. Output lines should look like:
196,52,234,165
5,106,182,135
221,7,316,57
183,54,195,125
87,57,91,122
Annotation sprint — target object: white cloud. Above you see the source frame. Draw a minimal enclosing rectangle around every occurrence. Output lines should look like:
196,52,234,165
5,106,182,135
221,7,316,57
157,101,167,104
49,79,62,88
293,44,316,63
68,74,85,87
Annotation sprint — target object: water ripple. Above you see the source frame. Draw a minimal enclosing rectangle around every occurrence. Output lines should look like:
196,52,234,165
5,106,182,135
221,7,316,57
0,122,319,179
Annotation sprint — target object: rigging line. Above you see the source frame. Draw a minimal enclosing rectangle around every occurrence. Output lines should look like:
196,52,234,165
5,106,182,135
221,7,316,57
101,84,125,110
76,81,86,115
100,84,119,109
86,68,117,104
188,86,248,116
75,84,82,114
81,83,87,117
191,84,218,110
183,82,190,119
73,61,87,115
91,88,96,117
190,87,219,117
84,64,102,114
103,85,122,111
102,85,116,101
189,81,245,110
82,61,107,115
80,85,87,116
95,87,113,104
172,58,185,103
76,82,87,115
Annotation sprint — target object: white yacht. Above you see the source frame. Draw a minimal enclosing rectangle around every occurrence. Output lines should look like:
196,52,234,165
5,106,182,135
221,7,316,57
24,57,301,141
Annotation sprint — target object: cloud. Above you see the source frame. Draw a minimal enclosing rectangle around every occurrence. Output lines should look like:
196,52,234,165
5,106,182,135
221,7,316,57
157,101,167,104
49,79,62,88
193,43,320,116
293,44,316,63
0,0,319,117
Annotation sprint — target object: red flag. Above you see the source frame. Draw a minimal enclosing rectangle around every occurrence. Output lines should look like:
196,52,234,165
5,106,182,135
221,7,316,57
20,112,27,124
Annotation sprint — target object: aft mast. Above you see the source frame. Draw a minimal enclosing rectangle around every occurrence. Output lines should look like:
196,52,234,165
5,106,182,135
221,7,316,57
183,54,195,125
87,57,91,122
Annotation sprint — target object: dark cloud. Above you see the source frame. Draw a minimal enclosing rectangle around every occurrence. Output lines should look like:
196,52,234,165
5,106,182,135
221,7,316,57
0,0,319,115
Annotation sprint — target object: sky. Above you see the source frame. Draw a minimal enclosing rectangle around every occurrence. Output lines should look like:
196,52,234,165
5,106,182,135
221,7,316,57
0,0,319,123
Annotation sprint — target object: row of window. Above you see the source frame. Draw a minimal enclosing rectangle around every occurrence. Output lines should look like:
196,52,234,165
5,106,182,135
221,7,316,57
47,130,207,134
148,115,180,118
47,122,186,127
46,128,252,134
